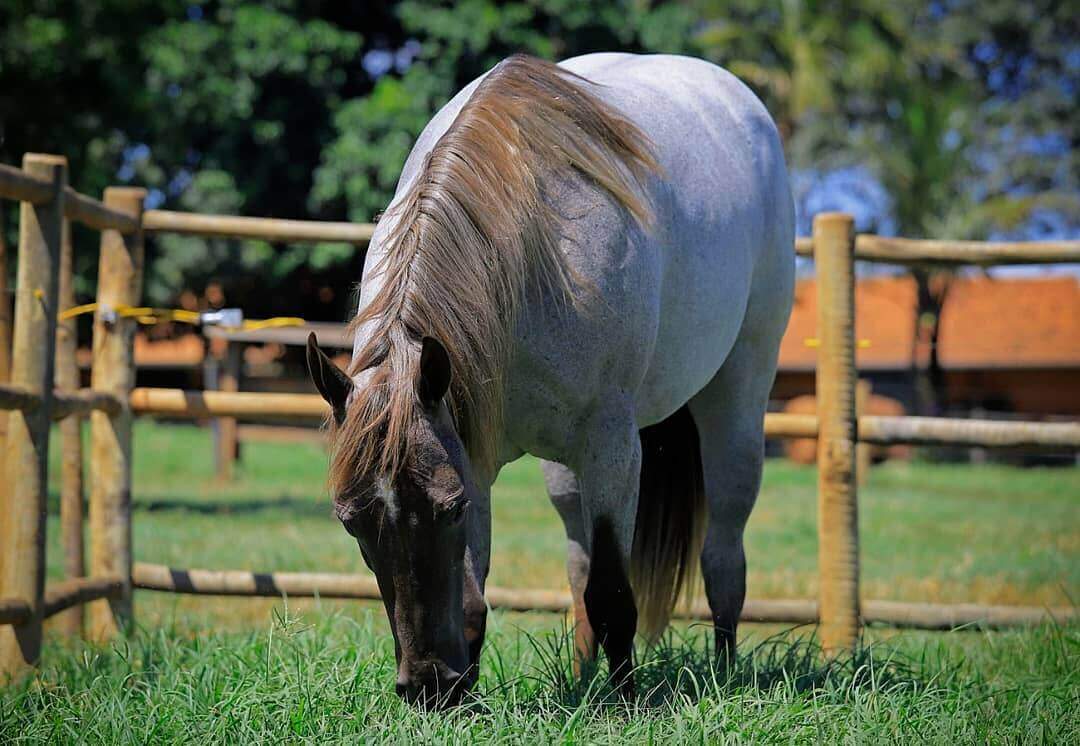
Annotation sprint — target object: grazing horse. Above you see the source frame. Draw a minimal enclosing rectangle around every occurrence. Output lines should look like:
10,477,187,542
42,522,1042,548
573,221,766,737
306,52,794,707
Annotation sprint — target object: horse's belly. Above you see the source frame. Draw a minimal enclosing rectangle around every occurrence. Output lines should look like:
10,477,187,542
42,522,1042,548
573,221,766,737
633,241,752,426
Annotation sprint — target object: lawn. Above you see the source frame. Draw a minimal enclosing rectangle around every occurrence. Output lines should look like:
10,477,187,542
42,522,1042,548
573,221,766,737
0,419,1075,742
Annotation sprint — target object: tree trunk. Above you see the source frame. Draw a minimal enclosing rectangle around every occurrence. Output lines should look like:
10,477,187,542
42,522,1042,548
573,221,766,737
911,268,950,417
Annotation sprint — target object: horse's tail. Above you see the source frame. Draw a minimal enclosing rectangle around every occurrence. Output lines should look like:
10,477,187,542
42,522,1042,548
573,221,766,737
630,405,708,640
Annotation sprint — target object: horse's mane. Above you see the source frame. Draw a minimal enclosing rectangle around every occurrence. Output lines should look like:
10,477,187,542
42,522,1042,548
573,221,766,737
329,54,658,493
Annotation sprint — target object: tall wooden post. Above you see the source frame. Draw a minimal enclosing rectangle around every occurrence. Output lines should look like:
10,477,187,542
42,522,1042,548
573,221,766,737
0,154,66,679
56,210,85,636
87,187,145,642
813,212,860,653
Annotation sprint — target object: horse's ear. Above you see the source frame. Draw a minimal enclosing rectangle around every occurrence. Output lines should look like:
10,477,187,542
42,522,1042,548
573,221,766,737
418,336,452,408
306,332,352,424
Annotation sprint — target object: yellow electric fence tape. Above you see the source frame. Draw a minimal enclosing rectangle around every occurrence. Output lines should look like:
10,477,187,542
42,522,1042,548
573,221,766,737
805,338,872,348
58,302,304,331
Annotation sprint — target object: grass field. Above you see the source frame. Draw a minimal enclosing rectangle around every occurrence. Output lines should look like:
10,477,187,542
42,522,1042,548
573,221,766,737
1,420,1076,742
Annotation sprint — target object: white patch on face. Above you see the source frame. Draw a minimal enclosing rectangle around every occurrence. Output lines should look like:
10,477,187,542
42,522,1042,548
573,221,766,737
375,475,399,519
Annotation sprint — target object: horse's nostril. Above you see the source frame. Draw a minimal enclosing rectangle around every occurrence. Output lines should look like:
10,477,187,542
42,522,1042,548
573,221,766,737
394,668,468,708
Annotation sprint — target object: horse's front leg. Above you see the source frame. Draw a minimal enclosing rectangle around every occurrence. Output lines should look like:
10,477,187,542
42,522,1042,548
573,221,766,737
574,398,641,699
464,477,494,676
541,460,595,673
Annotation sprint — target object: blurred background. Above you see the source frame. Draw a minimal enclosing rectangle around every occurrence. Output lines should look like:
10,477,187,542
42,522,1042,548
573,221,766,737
1,0,1077,454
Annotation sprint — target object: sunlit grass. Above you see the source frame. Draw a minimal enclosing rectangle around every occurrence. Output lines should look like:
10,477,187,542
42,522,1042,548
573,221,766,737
5,607,1077,743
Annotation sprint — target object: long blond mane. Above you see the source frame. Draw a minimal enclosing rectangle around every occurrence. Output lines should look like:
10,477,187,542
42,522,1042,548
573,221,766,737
328,54,658,495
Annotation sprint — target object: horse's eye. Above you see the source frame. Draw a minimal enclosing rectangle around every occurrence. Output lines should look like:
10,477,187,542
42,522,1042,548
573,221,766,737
445,497,469,524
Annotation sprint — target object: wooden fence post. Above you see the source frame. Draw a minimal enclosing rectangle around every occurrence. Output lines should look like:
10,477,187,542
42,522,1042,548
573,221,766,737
0,154,66,679
56,208,85,637
87,187,145,642
813,212,860,653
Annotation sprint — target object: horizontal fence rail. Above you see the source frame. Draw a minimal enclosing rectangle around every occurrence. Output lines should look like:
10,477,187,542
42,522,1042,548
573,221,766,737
125,389,1080,449
858,601,1074,630
132,563,1073,630
143,210,375,244
129,387,329,420
0,384,122,419
0,383,42,413
63,186,139,233
0,599,32,627
133,562,379,599
794,235,1080,265
0,163,138,233
763,412,819,438
0,162,54,204
43,576,124,619
860,415,1080,449
53,389,124,419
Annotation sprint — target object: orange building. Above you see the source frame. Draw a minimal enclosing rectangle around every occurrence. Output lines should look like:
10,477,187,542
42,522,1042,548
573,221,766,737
773,274,1080,417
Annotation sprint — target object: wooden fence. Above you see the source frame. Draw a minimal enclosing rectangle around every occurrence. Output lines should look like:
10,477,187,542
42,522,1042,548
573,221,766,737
1,154,1078,679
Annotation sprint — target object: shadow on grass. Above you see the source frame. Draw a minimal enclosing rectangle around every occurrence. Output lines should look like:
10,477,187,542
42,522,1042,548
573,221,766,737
484,622,939,712
45,493,330,516
136,495,329,515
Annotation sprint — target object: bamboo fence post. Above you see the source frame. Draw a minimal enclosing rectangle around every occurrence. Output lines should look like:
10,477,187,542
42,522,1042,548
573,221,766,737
856,379,872,486
813,212,860,653
87,187,145,642
0,154,65,680
56,210,85,636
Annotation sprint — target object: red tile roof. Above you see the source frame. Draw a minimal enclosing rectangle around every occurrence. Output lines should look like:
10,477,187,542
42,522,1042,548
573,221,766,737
778,275,1080,371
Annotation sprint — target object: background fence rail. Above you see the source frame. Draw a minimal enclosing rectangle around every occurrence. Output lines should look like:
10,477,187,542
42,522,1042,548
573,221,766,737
795,235,1080,265
131,562,1074,629
143,209,375,244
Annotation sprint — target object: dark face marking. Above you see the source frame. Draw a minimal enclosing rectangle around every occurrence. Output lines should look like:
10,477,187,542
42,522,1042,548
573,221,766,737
334,411,487,709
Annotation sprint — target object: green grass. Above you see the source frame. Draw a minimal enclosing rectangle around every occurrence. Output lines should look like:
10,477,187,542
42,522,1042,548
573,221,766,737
4,611,1077,742
3,419,1075,741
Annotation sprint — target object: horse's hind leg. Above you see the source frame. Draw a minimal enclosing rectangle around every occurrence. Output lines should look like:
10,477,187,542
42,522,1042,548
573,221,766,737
688,332,781,665
541,460,596,672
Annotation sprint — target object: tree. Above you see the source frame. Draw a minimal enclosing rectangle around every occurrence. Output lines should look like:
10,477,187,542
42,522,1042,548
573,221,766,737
851,0,1079,415
311,0,700,227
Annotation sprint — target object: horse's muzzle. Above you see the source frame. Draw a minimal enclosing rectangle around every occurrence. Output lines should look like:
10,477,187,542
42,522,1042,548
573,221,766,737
395,663,474,709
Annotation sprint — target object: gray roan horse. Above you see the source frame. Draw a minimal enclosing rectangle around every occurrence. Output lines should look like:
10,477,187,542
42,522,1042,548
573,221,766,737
306,53,794,707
